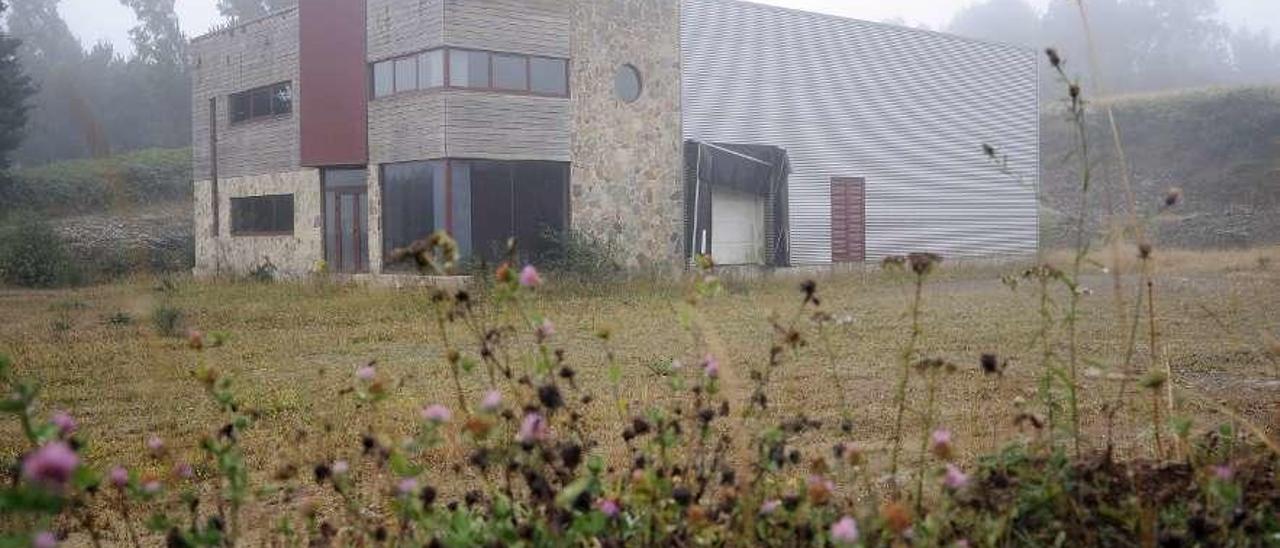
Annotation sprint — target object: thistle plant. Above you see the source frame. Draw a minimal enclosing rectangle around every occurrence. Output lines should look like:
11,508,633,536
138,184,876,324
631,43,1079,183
887,252,940,494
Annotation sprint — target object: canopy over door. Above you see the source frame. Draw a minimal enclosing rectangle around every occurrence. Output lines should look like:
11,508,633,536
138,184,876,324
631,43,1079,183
684,141,790,266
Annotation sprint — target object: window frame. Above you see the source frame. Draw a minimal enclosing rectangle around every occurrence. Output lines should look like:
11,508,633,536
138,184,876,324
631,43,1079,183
229,82,293,125
369,47,569,100
230,194,296,237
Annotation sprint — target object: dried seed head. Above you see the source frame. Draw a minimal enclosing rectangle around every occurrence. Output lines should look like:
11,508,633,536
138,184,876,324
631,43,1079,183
908,252,942,276
1045,48,1062,69
1163,187,1183,208
1138,243,1153,260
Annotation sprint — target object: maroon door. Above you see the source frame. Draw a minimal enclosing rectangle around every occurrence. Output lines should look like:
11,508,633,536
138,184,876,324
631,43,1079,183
830,177,866,263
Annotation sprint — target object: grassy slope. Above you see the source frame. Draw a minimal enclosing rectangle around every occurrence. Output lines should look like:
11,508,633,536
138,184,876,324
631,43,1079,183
1041,85,1280,248
0,249,1276,503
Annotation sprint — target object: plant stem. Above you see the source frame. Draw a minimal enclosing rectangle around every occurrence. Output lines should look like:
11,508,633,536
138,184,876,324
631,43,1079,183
889,274,925,494
914,369,940,513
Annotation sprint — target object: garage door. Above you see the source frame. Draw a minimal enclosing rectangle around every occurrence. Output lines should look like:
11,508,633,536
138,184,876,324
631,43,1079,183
711,186,765,265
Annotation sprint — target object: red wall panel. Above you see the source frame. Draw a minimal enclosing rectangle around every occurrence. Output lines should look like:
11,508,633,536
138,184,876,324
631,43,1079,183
831,177,866,263
299,0,368,166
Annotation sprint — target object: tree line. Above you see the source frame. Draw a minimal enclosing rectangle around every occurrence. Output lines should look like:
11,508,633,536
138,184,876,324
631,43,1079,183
947,0,1280,95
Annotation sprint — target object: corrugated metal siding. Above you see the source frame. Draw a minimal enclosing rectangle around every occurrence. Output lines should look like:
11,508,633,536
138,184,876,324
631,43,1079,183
681,0,1039,263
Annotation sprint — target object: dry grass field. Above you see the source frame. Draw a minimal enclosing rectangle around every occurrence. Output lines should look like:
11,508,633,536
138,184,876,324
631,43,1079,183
2,247,1277,506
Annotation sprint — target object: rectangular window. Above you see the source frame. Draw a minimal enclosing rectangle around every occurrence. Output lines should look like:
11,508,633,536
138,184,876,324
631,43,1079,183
449,160,567,264
530,57,567,96
231,194,294,235
419,50,444,88
492,54,528,91
394,56,417,93
381,161,446,268
449,49,491,88
229,82,292,124
373,60,394,98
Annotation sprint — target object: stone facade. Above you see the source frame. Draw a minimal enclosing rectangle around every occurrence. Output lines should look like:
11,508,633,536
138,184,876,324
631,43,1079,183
569,0,685,269
193,170,322,278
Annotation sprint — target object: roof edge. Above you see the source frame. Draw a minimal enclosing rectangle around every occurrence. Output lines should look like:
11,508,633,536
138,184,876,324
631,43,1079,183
191,5,301,44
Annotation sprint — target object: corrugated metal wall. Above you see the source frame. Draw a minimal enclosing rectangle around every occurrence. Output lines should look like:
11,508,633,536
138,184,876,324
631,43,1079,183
681,0,1040,263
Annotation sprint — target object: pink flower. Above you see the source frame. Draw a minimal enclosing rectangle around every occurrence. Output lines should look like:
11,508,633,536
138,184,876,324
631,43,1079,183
480,390,503,412
147,435,165,457
397,477,418,496
109,466,129,490
21,442,79,488
33,531,58,548
519,265,542,288
596,498,620,518
759,499,782,515
356,365,376,381
50,411,76,437
332,460,350,475
172,462,194,480
830,516,860,544
535,318,556,341
517,413,548,444
702,354,720,379
142,480,162,494
944,463,970,490
931,428,954,459
1212,464,1234,481
421,404,452,424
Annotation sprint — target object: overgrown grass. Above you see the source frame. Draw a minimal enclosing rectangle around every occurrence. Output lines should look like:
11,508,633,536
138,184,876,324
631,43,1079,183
0,147,191,216
0,246,1277,544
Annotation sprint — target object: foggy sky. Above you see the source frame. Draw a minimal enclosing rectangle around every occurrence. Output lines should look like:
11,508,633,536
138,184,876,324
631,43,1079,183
56,0,1280,56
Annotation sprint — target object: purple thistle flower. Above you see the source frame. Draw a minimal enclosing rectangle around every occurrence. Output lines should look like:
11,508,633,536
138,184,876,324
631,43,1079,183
931,428,954,459
397,477,418,496
142,480,162,495
830,516,860,544
1212,464,1234,481
597,498,620,518
50,411,76,437
33,531,58,548
420,404,452,424
21,442,79,489
480,390,503,412
702,354,720,379
332,460,350,475
356,365,376,382
147,435,165,457
759,499,782,515
517,412,548,444
109,466,129,490
172,462,194,480
944,463,970,490
519,265,542,288
535,318,556,341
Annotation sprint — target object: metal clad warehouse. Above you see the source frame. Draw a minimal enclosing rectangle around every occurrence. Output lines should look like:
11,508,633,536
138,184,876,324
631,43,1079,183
681,0,1040,264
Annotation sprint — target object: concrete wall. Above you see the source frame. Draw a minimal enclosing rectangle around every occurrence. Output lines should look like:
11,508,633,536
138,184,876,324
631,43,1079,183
191,9,301,181
194,169,323,277
570,0,685,269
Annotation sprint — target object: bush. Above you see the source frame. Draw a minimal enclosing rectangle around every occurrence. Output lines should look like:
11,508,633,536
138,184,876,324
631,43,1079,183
0,213,79,288
150,303,184,337
0,147,191,216
537,228,623,279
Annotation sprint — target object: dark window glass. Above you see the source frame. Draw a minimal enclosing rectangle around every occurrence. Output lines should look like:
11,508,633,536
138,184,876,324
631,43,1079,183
230,92,250,123
373,61,394,98
250,88,272,117
452,160,568,264
394,57,417,93
450,50,491,88
530,57,567,96
512,161,568,259
271,83,292,114
492,54,528,91
381,161,444,268
231,194,294,235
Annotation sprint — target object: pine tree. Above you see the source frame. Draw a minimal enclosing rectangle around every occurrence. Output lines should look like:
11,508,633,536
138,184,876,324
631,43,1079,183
0,0,35,170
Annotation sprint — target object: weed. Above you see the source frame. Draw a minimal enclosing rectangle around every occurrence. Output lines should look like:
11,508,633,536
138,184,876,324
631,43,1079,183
150,303,184,338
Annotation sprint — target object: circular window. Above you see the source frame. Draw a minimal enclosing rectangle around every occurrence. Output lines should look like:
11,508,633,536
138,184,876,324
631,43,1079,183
614,64,642,103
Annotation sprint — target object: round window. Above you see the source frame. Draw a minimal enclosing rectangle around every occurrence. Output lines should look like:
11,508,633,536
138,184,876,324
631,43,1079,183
614,64,642,103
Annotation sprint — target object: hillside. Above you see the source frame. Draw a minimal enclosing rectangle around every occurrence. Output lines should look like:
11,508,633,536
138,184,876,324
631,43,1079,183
1040,86,1280,249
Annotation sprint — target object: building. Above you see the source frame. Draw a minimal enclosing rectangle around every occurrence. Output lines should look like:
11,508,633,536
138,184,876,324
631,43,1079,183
191,0,1039,278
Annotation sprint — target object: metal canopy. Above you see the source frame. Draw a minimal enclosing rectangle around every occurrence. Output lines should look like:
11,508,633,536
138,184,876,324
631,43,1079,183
684,140,791,267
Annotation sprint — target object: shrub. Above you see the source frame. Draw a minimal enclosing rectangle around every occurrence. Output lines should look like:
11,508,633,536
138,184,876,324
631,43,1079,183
150,303,184,337
0,213,79,288
537,228,623,279
0,148,191,216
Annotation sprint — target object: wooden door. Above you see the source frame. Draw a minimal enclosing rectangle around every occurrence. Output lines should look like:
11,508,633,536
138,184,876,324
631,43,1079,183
830,177,866,263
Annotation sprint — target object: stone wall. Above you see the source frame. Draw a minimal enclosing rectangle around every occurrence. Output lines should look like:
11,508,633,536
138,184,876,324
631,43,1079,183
570,0,685,270
193,170,323,278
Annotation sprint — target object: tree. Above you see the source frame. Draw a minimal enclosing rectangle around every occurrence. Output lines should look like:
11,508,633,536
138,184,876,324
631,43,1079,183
947,0,1042,48
5,0,86,164
118,0,190,152
0,1,35,171
216,0,296,22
